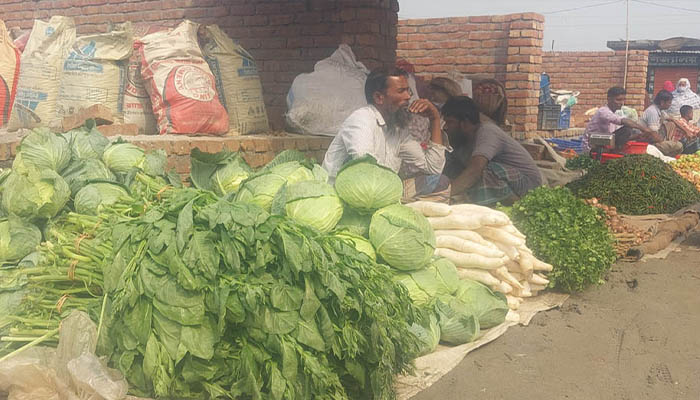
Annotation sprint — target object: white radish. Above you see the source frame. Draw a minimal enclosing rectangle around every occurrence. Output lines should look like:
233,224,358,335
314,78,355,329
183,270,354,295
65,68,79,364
494,241,520,261
512,281,532,297
528,273,550,286
502,224,526,239
450,204,509,219
529,283,547,292
532,258,554,272
505,309,521,323
435,248,507,270
476,226,525,247
436,235,505,258
456,267,501,286
491,281,513,294
406,201,452,217
428,214,482,230
508,270,525,281
518,251,535,275
505,295,522,310
492,266,524,290
434,229,493,247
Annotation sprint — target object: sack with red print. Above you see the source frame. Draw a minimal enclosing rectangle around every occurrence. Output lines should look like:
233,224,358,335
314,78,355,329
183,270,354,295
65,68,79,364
0,20,21,128
136,20,228,135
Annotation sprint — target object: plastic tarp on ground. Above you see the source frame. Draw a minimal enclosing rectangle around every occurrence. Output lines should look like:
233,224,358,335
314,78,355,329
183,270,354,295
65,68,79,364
395,292,569,399
286,44,369,136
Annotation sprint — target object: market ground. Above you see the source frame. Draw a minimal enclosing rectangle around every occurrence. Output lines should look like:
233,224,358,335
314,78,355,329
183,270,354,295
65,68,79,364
415,232,700,400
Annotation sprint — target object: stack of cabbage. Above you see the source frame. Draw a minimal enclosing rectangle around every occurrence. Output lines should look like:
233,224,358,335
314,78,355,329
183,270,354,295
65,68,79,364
333,157,510,354
406,201,553,311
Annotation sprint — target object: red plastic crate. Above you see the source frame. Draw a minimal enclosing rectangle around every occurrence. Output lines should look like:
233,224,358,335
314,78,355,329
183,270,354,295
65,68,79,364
622,141,648,154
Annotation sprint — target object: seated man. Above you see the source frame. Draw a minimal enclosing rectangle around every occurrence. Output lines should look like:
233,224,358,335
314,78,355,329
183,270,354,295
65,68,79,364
583,87,657,153
441,96,542,205
668,105,700,154
638,90,683,156
322,68,448,182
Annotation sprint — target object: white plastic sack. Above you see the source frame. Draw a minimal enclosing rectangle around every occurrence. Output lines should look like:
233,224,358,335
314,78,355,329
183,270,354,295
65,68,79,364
201,25,269,135
0,311,128,400
8,16,76,130
286,44,369,136
56,25,133,123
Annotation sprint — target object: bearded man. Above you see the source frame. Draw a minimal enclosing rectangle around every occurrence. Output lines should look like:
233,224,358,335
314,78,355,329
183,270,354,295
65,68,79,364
322,68,448,181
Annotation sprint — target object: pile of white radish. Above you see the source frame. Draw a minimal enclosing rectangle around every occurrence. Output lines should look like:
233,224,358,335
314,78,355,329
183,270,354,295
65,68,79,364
407,201,554,311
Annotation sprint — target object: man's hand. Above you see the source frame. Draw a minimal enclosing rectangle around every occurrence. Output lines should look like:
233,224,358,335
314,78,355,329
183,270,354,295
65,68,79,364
409,99,440,121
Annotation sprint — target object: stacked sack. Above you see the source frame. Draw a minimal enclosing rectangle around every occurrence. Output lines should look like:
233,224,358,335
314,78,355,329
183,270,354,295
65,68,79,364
406,201,553,311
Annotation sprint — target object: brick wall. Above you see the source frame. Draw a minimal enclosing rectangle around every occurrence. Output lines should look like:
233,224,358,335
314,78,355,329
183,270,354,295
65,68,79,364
397,13,544,134
542,50,649,128
1,0,399,130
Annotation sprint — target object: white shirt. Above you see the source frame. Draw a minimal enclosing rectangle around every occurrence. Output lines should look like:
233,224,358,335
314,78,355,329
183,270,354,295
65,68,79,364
322,105,448,180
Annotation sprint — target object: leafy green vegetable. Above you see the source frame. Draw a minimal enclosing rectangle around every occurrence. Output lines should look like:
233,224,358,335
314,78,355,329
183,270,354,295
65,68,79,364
408,311,440,357
102,142,145,174
210,157,252,196
511,186,616,293
2,170,70,220
565,154,599,171
335,207,371,237
189,148,251,194
0,216,41,265
434,299,479,345
62,124,111,160
334,156,403,213
13,128,71,173
283,180,343,232
452,279,508,329
74,182,131,215
567,154,700,215
370,204,436,271
61,158,116,195
334,231,376,261
236,161,313,211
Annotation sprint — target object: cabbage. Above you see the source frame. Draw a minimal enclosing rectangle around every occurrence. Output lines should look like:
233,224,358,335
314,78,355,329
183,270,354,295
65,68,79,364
0,216,41,265
14,128,71,173
415,257,460,296
74,182,131,215
2,170,70,219
335,231,376,261
452,279,509,329
334,156,403,213
141,150,168,177
409,312,441,357
102,142,145,174
62,126,110,160
61,159,116,195
284,180,343,232
369,204,435,271
335,207,371,237
210,157,252,196
392,273,432,306
236,161,313,211
435,299,480,345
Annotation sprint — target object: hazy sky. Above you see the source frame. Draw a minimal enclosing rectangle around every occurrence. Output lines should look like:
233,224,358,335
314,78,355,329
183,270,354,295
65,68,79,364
398,0,700,51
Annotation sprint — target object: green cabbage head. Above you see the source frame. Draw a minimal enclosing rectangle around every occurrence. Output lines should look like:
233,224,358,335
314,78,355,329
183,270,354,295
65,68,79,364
236,161,313,211
61,159,116,195
74,182,131,215
334,156,403,213
335,231,376,261
210,156,252,196
0,216,41,265
369,204,436,271
2,170,70,219
102,142,145,174
14,128,71,173
62,126,110,160
392,273,432,306
452,279,509,329
435,298,480,345
335,207,371,237
409,311,441,357
285,180,343,232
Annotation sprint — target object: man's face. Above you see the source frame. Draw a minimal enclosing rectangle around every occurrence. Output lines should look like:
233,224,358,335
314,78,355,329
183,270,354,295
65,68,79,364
684,109,693,121
660,99,672,111
375,76,412,114
608,94,625,111
444,116,477,139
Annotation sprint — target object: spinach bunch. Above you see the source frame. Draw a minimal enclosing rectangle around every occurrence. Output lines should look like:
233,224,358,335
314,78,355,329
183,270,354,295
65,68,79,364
510,187,616,293
99,187,421,399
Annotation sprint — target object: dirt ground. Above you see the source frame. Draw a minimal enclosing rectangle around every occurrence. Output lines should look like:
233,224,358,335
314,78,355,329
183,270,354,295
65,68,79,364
414,233,700,400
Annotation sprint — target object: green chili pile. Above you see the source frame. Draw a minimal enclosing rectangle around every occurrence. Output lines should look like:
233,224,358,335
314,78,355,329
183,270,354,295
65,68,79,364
566,154,700,215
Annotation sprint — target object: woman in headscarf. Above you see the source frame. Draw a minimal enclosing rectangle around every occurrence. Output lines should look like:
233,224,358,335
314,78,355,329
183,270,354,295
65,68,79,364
669,78,700,115
664,80,675,92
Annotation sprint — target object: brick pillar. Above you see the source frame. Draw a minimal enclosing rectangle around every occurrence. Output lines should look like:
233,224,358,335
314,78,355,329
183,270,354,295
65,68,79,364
621,50,649,111
504,13,544,138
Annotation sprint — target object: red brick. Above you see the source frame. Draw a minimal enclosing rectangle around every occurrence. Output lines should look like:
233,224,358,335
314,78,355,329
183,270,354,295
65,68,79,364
97,124,139,137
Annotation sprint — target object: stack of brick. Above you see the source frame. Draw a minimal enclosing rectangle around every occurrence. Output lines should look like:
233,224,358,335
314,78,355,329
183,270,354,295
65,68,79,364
542,50,649,128
1,0,399,130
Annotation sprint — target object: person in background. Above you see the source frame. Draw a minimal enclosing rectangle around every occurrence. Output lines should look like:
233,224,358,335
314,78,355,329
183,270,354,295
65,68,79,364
441,96,542,206
582,86,656,153
322,68,448,181
668,105,700,154
664,80,675,93
669,78,700,116
637,90,683,156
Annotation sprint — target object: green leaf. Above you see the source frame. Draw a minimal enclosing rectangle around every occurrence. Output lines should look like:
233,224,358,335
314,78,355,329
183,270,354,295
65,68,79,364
176,200,194,253
295,319,325,352
280,339,298,381
270,284,304,312
182,231,220,280
181,315,217,360
299,277,321,321
269,363,287,400
262,309,299,335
